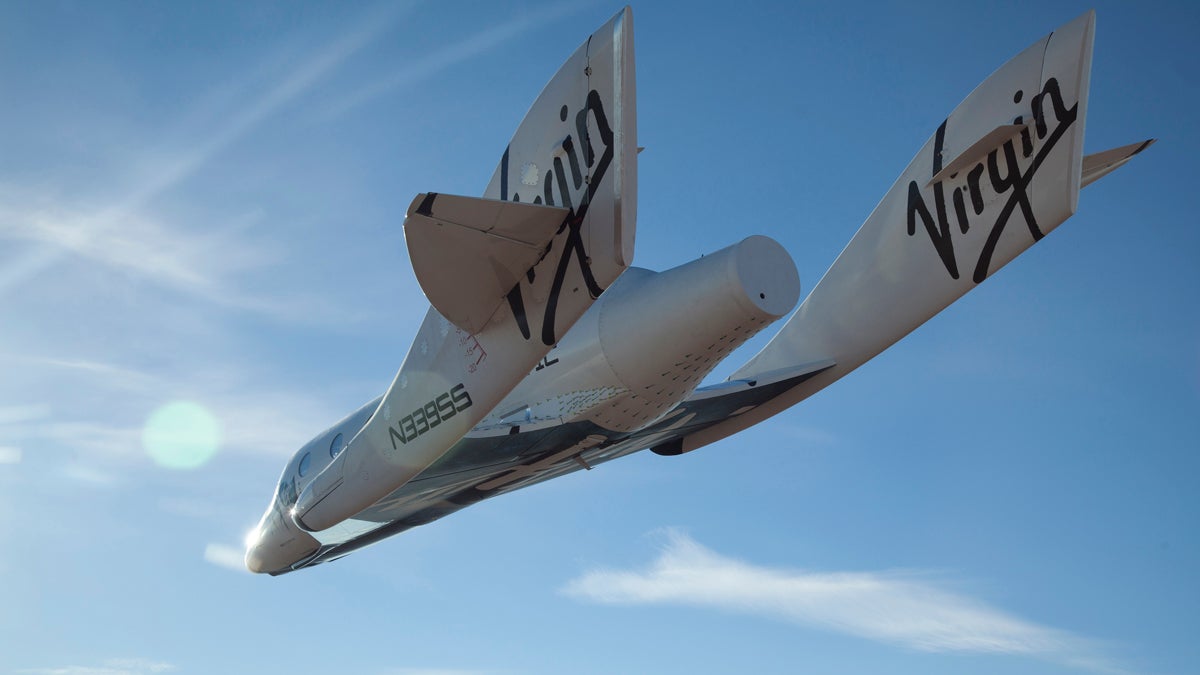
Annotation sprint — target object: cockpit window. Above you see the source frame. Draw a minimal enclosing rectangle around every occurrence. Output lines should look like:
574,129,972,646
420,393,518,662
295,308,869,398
279,478,298,507
330,432,345,458
298,452,312,477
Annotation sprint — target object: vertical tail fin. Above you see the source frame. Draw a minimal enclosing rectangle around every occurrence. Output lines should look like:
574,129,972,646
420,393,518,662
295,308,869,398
485,6,637,303
683,11,1113,454
292,8,638,533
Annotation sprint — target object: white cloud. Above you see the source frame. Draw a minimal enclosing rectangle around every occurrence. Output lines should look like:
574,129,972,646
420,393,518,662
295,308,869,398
0,446,22,464
562,530,1124,674
203,542,249,573
18,657,176,675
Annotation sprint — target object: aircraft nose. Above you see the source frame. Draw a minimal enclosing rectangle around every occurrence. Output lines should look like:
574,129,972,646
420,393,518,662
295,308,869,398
244,544,269,574
244,509,321,574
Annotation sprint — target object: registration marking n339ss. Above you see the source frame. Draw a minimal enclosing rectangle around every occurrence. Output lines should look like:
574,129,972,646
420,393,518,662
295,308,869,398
389,384,473,449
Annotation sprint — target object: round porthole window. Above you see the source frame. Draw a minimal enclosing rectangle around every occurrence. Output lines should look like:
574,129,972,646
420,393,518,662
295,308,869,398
330,432,346,458
298,452,312,477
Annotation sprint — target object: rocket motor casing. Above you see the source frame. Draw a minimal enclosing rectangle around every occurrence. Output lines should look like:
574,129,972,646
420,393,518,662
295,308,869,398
478,235,801,435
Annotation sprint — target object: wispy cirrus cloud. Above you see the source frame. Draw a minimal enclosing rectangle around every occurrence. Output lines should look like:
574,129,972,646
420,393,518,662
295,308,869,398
0,198,287,315
318,1,589,121
562,530,1125,674
0,153,369,327
18,657,176,675
60,463,121,487
0,1,575,327
0,404,52,425
2,352,346,463
0,1,411,306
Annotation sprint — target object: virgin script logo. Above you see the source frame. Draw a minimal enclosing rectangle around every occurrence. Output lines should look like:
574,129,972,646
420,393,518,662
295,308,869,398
906,78,1078,283
498,90,615,345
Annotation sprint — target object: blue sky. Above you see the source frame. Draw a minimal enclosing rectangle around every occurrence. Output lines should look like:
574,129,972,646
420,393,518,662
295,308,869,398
0,1,1196,674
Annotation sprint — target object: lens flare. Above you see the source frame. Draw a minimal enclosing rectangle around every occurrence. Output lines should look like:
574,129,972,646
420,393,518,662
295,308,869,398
143,401,221,469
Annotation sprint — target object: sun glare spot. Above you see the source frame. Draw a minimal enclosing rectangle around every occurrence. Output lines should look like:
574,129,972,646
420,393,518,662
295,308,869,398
143,401,221,469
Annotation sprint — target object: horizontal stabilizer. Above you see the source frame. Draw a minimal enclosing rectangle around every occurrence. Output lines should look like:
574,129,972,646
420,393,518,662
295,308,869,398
1081,139,1155,188
688,359,837,402
927,123,1029,186
404,192,568,334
